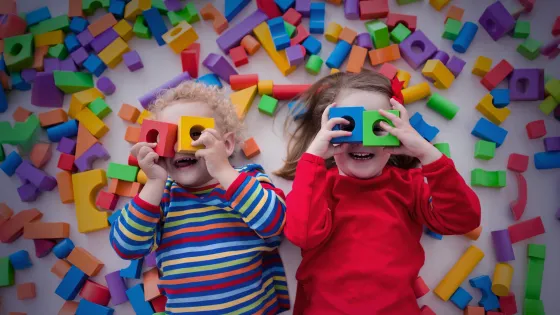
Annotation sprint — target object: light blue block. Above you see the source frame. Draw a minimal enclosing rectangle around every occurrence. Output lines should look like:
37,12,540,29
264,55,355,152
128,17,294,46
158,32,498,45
326,40,352,69
196,73,222,88
302,36,321,55
410,112,439,142
471,117,508,147
26,6,51,26
268,17,290,50
309,2,325,34
47,120,79,142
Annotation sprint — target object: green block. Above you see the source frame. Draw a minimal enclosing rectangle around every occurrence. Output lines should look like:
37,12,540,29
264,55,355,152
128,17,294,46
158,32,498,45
544,74,554,84
470,168,506,188
107,162,139,182
396,0,421,4
258,95,279,116
443,18,461,40
0,257,14,287
513,20,530,38
528,244,546,259
539,95,558,115
88,97,112,119
167,10,187,26
285,22,296,37
48,44,69,60
82,0,110,15
134,16,152,39
544,79,560,102
53,71,94,94
4,34,34,72
305,55,323,75
390,23,411,44
427,93,459,120
152,0,169,14
363,110,400,147
0,115,41,154
526,258,545,299
474,140,496,160
517,38,542,60
0,144,4,162
365,20,390,49
184,2,200,24
523,299,545,315
29,15,70,35
433,142,451,158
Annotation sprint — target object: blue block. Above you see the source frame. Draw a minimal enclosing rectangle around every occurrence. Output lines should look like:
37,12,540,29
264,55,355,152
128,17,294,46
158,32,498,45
471,117,507,147
410,112,439,142
302,36,322,55
108,209,122,225
1,151,22,176
83,54,107,77
326,40,352,69
328,106,365,143
126,284,154,315
143,8,168,46
534,151,560,169
450,287,473,310
0,85,7,113
225,0,251,21
109,0,125,18
268,17,290,51
9,250,32,270
120,258,144,279
469,275,500,311
490,89,510,108
70,17,89,34
47,120,79,142
26,6,51,26
196,73,222,88
309,2,325,34
53,238,75,259
288,101,306,120
453,21,478,53
0,54,6,72
65,33,81,53
275,0,295,12
425,228,443,240
12,72,32,91
55,266,88,300
76,298,114,315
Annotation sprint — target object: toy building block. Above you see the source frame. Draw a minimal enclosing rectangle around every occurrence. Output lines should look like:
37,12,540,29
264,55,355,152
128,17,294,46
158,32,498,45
15,159,57,191
338,27,358,44
526,120,546,139
539,96,558,115
75,123,98,158
229,46,249,67
67,246,104,276
96,76,115,96
446,5,464,22
545,78,560,102
513,20,530,38
55,265,88,300
70,47,89,66
508,153,529,174
526,243,546,300
124,126,141,143
29,143,52,168
137,109,152,124
499,293,517,315
328,107,365,144
105,270,129,305
17,182,39,202
433,143,451,158
434,245,484,301
23,221,70,239
9,250,32,270
343,45,367,74
409,112,439,142
139,120,178,157
258,95,279,116
399,31,436,69
53,71,94,94
51,259,72,279
113,19,133,41
309,2,325,33
70,17,89,34
363,110,401,146
29,15,70,35
464,306,485,315
452,22,478,53
359,0,389,20
240,35,261,55
268,17,290,51
258,80,274,95
1,151,22,176
202,53,238,84
378,63,398,79
143,268,162,301
443,19,461,40
225,0,251,21
257,0,282,19
396,69,411,88
492,263,513,297
96,190,119,211
290,24,310,47
402,82,431,105
426,93,458,120
479,1,515,41
286,44,305,66
275,0,295,12
472,56,492,77
133,16,151,38
52,238,75,259
108,0,125,18
523,298,544,315
135,169,148,185
162,21,198,54
368,44,400,66
450,286,472,309
56,171,74,203
469,275,500,311
491,229,515,262
177,116,216,153
76,298,114,315
476,94,510,125
429,0,449,11
422,60,455,89
107,163,139,182
88,13,117,37
88,98,112,119
462,226,482,241
517,38,542,60
74,141,109,172
306,55,323,75
121,259,142,278
180,43,199,77
272,85,310,101
80,280,111,306
72,169,109,233
34,30,64,48
302,36,322,55
230,85,258,119
390,23,412,44
534,151,560,169
343,0,359,19
490,89,509,108
90,28,119,53
474,140,496,160
13,107,32,122
26,6,51,26
365,20,389,49
216,10,268,54
108,179,142,197
4,34,34,72
507,217,545,244
98,37,130,69
472,117,508,147
355,32,373,49
413,276,430,298
142,7,168,46
121,50,143,72
82,0,110,16
0,12,26,38
253,22,295,76
17,282,36,300
544,137,560,152
127,284,154,314
242,137,261,159
59,301,79,315
200,3,228,34
48,44,69,60
471,169,506,188
196,73,222,88
325,22,342,42
509,69,544,101
76,108,109,139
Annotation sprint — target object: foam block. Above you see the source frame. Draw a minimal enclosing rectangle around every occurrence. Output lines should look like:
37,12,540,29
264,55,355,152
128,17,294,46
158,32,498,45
491,230,515,262
526,120,546,139
450,287,472,310
53,238,75,259
413,276,430,298
399,31,437,69
138,72,190,108
180,43,199,77
177,116,216,153
216,9,267,53
139,120,178,157
508,217,545,243
15,160,57,192
55,265,88,300
481,59,513,91
126,284,154,314
9,250,32,270
242,137,260,158
23,222,70,239
508,69,544,101
76,298,114,315
329,107,365,144
479,1,515,41
51,259,72,279
72,169,110,233
2,151,23,176
253,22,295,76
434,245,484,301
471,169,506,188
309,2,325,34
469,275,500,311
422,60,455,89
67,247,104,276
410,112,439,142
453,22,478,53
471,118,508,147
122,50,143,72
31,72,64,108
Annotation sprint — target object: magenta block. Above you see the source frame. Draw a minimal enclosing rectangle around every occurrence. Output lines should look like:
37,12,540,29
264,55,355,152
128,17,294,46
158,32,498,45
18,182,39,202
91,28,119,53
44,58,61,73
21,69,37,82
96,76,116,95
446,56,466,77
60,58,77,72
491,229,515,262
202,53,238,84
34,239,56,258
508,69,544,101
399,30,438,69
15,160,57,192
122,50,143,72
77,29,94,48
216,9,268,53
541,38,560,57
164,0,183,11
356,32,373,49
295,0,310,16
344,0,359,19
145,251,156,268
74,143,110,172
138,72,191,108
478,1,515,41
544,137,560,152
105,271,129,305
70,47,89,66
57,137,76,154
432,51,449,65
286,44,305,66
31,72,64,108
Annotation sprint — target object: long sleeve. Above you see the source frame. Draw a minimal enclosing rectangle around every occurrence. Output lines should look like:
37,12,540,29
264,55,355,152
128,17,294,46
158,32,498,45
284,153,333,251
412,155,481,235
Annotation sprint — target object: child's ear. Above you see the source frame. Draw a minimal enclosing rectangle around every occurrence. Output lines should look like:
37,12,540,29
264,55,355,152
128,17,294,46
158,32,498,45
223,132,236,157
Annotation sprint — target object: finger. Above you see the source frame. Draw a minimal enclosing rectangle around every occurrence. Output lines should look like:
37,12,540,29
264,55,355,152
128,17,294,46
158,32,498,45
321,103,336,127
202,128,222,141
145,152,159,165
130,142,157,157
192,132,214,147
325,117,350,131
379,109,405,128
380,121,400,137
389,98,409,120
138,146,154,161
328,130,353,139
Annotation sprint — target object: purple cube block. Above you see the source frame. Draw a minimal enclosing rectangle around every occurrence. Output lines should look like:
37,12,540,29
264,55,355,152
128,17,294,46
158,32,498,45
74,143,110,172
105,271,129,305
478,1,515,41
356,33,373,49
18,182,39,202
44,58,61,73
31,72,64,108
399,30,438,69
295,0,311,17
491,229,515,262
508,69,544,101
544,137,560,152
122,50,143,72
15,160,57,192
77,29,94,48
60,58,77,72
202,53,238,84
344,0,359,19
164,0,183,11
57,137,76,154
446,56,466,77
71,47,89,66
91,28,119,53
286,45,305,66
97,76,116,95
21,69,37,83
138,72,191,108
432,51,450,65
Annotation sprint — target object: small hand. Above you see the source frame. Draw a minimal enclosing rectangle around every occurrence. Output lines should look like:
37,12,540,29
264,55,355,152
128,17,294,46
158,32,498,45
379,98,442,165
191,129,235,179
306,103,353,159
130,142,168,182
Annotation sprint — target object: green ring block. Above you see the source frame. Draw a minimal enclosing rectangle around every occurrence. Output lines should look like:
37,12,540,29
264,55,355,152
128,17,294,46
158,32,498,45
107,162,139,182
433,142,451,158
0,257,15,287
285,22,296,38
82,0,110,15
365,20,390,49
442,18,461,40
427,93,459,120
517,38,542,61
4,34,34,72
513,20,530,39
470,168,506,188
88,97,113,119
29,15,70,35
53,71,94,94
474,140,496,160
390,23,411,44
306,55,323,75
258,95,279,117
538,96,558,115
134,16,152,39
363,110,400,147
48,44,69,60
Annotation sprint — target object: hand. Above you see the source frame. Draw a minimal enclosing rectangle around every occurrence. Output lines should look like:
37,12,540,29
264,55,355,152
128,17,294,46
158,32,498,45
192,129,236,180
306,103,353,159
379,98,442,165
130,142,168,182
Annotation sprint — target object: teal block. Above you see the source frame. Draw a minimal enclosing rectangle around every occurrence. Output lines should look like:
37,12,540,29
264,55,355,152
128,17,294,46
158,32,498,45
363,110,400,147
107,162,139,182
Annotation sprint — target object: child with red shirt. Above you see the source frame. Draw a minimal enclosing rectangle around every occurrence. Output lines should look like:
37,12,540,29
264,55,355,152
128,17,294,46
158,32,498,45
276,71,481,315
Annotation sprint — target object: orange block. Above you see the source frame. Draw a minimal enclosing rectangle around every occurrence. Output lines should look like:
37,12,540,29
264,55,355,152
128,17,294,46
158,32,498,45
68,0,83,17
368,44,401,66
346,45,367,73
0,208,43,243
51,259,72,279
0,203,13,226
143,268,162,301
241,35,261,56
76,124,99,158
88,13,118,37
0,39,3,53
118,103,140,123
17,283,36,300
108,178,142,197
200,3,228,34
464,306,485,315
30,143,52,168
12,107,32,122
242,137,260,159
56,171,74,204
124,125,141,143
38,109,68,127
58,301,79,315
23,221,70,239
0,71,10,90
464,226,482,240
32,46,49,71
338,26,357,44
446,5,464,22
67,247,104,277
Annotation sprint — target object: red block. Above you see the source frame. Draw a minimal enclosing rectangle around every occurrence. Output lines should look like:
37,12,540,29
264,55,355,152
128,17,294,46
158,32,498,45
510,173,527,221
519,0,535,12
419,305,436,315
283,8,302,26
386,13,418,31
273,84,312,100
481,59,514,91
80,280,111,306
128,154,139,167
360,0,389,20
139,120,178,158
553,16,560,36
256,0,282,19
95,190,119,211
507,153,529,172
181,43,200,78
499,292,518,315
290,24,310,46
151,294,167,313
0,14,27,39
229,46,248,67
57,153,76,172
413,276,430,298
525,120,546,139
378,63,398,79
508,216,545,243
230,74,258,91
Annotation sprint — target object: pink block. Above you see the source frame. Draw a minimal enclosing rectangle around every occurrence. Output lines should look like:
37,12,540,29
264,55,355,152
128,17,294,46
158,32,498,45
526,120,546,139
499,292,518,315
507,153,529,172
508,216,545,243
378,63,398,79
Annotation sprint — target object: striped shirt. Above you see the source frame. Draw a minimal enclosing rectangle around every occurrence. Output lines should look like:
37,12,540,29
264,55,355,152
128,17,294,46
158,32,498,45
110,164,290,314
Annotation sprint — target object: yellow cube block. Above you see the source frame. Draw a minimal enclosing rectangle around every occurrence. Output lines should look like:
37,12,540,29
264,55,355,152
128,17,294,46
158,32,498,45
72,169,109,233
178,116,215,153
69,88,105,118
402,82,431,105
257,80,273,95
429,0,450,11
475,94,511,125
396,69,411,89
76,108,109,139
422,60,455,89
137,109,152,125
163,21,199,54
472,56,493,77
330,68,340,74
34,30,64,47
113,19,133,41
325,22,343,43
98,37,130,69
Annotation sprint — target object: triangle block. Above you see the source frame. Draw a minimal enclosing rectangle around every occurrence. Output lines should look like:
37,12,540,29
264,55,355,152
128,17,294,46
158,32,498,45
225,0,251,21
75,123,98,159
230,85,257,119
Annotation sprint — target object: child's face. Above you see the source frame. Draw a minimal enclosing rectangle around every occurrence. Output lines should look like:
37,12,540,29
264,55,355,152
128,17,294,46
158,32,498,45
333,89,392,179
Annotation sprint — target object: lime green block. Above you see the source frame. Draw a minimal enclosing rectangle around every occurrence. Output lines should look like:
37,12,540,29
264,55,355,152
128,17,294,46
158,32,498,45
285,22,296,37
29,15,70,35
82,0,110,15
443,18,461,40
152,0,169,14
0,145,4,162
365,20,390,49
545,79,560,102
528,244,546,259
88,97,112,119
184,2,200,23
258,95,279,116
363,110,400,147
305,55,323,75
390,23,411,44
517,38,542,60
0,257,14,287
526,244,545,300
4,115,40,155
470,169,506,188
539,96,558,115
513,20,530,38
107,162,139,182
167,9,187,26
4,34,34,72
524,299,544,315
396,0,421,4
48,44,69,60
474,140,496,160
53,71,94,94
134,16,152,39
433,142,451,158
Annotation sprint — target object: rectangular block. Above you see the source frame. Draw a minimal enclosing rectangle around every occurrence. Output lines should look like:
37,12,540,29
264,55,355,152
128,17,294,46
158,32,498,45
23,222,70,239
55,265,87,300
107,163,139,182
508,217,545,244
67,247,104,276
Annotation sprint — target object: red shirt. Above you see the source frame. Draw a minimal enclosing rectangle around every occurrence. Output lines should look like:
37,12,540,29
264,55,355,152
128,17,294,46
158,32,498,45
285,153,481,315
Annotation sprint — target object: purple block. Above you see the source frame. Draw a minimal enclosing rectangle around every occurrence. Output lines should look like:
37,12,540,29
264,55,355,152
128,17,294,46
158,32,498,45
105,271,129,305
145,251,156,268
399,30,438,69
344,0,359,19
432,51,449,65
202,53,238,84
491,229,515,262
556,208,560,220
70,47,89,66
508,69,544,101
446,56,466,77
74,142,110,172
478,1,515,41
123,50,143,72
164,0,183,11
18,182,39,202
15,160,57,192
295,0,310,16
77,29,94,48
544,137,560,152
356,32,373,49
96,76,116,95
286,45,305,66
216,9,268,53
56,137,76,154
31,72,64,108
44,58,61,73
138,72,191,108
21,69,37,83
60,58,77,72
90,28,119,53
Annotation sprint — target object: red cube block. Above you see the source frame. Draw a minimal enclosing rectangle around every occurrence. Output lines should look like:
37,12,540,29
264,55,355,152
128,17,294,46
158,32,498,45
553,16,560,36
526,120,546,139
95,190,119,211
180,43,200,78
283,8,302,26
229,46,248,67
359,0,389,20
378,63,398,79
57,153,76,172
507,153,529,173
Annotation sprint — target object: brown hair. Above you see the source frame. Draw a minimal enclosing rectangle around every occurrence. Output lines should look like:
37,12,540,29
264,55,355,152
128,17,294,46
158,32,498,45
275,70,419,180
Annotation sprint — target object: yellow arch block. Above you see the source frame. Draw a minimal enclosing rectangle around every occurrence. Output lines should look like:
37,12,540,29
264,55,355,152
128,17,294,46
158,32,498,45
434,245,485,301
177,116,215,153
492,263,513,296
253,22,296,77
98,37,130,69
72,169,109,233
230,85,257,119
402,82,431,105
422,60,455,89
163,21,198,54
476,94,511,125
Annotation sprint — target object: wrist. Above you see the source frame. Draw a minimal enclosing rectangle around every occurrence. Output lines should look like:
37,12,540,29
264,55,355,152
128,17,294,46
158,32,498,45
417,145,443,165
214,166,239,189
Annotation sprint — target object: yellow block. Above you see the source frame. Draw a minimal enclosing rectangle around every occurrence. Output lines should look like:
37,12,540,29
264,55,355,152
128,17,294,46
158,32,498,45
72,169,109,233
472,56,492,77
113,19,133,41
34,30,64,47
396,69,411,89
137,109,152,125
230,85,257,119
492,263,513,297
124,0,151,21
325,0,342,4
163,21,199,54
177,116,215,153
402,82,431,105
98,37,130,69
325,22,342,43
257,80,273,95
475,94,510,125
69,88,105,118
253,22,296,76
429,0,450,11
76,108,109,139
434,245,485,301
330,68,340,74
422,60,455,89
136,169,147,185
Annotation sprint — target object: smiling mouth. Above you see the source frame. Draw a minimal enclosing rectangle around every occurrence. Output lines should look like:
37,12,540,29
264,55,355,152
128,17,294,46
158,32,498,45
349,153,375,160
173,157,198,168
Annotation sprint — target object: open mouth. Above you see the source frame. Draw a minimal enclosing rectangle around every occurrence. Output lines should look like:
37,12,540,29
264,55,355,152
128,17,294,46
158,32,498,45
349,152,375,160
173,156,198,169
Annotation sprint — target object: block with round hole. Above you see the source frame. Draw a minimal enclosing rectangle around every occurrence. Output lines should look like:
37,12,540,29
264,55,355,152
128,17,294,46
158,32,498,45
177,116,215,153
328,106,365,144
162,20,198,54
139,119,178,157
363,110,400,147
4,34,34,72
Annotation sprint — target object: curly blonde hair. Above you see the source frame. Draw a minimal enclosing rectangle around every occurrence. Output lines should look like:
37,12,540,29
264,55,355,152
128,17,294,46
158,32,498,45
149,81,245,148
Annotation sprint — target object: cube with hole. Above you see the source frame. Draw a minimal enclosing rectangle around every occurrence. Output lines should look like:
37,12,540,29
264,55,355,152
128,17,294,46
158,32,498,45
4,33,34,72
177,116,215,153
139,119,178,157
328,106,365,144
363,110,401,147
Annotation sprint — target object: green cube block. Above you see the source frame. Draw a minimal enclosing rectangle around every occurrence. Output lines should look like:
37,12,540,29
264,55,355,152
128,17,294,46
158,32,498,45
433,142,451,158
0,144,4,162
517,38,542,60
48,44,69,60
544,79,560,102
513,20,530,38
285,22,296,38
134,16,152,39
390,23,411,44
427,93,459,120
29,15,70,35
306,55,323,75
53,71,94,94
184,2,200,24
107,162,139,182
528,244,546,259
258,95,279,116
523,299,545,315
363,110,400,147
0,257,15,287
82,0,110,15
365,20,390,49
4,34,34,72
152,0,169,14
474,140,496,160
88,97,112,119
470,168,506,188
539,95,558,115
443,18,462,40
